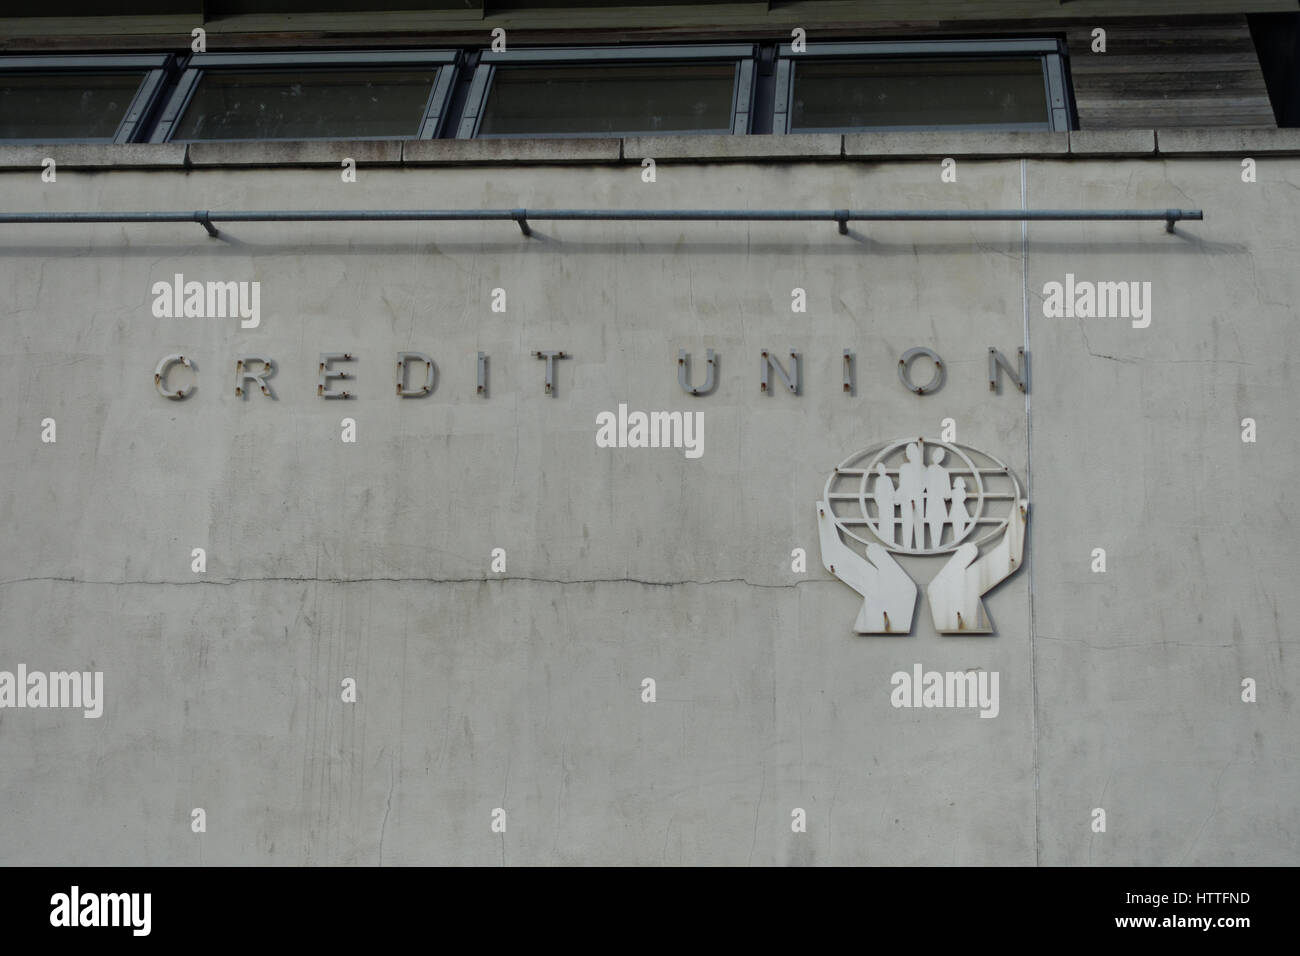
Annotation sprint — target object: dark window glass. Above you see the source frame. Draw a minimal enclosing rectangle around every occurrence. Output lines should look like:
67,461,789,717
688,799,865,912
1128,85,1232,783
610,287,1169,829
477,63,735,136
171,69,438,140
0,72,145,141
790,58,1049,130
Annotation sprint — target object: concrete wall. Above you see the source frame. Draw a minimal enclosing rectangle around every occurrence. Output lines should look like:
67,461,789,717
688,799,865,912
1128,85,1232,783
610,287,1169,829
0,131,1295,865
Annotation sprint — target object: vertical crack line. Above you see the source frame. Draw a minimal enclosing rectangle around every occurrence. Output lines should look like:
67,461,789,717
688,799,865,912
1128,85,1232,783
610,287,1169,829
1021,157,1041,867
378,753,394,866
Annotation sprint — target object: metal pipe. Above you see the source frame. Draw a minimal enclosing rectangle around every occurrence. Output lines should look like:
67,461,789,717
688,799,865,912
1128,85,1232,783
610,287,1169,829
0,207,1203,238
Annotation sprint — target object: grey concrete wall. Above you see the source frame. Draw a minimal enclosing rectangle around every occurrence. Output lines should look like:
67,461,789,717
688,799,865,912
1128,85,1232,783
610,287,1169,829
0,141,1294,865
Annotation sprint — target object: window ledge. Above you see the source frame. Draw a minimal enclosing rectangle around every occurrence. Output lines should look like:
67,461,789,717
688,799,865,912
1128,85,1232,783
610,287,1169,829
1155,127,1300,156
622,133,841,160
1067,130,1156,157
845,130,1068,158
0,143,186,168
8,129,1300,171
186,140,403,167
403,138,621,164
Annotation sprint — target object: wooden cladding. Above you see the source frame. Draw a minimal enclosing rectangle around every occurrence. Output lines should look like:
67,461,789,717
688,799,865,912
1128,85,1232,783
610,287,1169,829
1065,16,1276,129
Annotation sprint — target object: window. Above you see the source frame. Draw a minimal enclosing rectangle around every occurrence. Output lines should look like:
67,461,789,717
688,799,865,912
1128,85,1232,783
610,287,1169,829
0,55,172,144
0,40,1075,145
774,40,1072,133
458,45,755,137
151,51,458,142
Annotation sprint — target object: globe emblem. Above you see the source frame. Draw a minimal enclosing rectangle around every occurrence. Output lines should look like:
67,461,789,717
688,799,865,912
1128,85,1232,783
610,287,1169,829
823,438,1022,557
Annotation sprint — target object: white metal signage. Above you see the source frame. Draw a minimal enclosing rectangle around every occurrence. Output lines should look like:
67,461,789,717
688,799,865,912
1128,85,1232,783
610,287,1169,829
817,438,1028,635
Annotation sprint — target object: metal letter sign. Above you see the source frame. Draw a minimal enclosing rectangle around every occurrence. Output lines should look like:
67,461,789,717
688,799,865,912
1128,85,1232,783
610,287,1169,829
817,438,1028,634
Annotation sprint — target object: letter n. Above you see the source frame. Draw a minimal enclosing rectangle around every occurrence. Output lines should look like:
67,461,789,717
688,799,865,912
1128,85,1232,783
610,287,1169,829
760,349,799,395
988,347,1027,394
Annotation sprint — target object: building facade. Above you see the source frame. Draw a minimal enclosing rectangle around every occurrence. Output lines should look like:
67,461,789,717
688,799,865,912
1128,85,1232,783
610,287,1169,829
1,1,1297,865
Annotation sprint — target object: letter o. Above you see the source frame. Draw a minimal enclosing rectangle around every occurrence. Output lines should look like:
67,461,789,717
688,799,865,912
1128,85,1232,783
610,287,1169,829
897,347,946,395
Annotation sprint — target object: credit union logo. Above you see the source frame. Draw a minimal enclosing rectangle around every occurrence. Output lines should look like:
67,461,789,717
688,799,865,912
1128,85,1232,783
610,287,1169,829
817,438,1028,635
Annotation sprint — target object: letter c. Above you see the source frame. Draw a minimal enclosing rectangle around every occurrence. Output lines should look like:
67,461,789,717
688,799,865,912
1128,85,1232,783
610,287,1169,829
155,354,195,400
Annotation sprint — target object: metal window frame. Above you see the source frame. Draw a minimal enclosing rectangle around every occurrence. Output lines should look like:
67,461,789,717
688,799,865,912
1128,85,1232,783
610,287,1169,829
773,38,1072,134
0,54,173,144
149,50,459,144
458,44,756,139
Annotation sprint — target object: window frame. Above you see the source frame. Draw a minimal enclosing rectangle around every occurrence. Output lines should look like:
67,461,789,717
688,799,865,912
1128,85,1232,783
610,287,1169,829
773,38,1073,134
148,50,460,144
0,54,173,144
457,44,757,139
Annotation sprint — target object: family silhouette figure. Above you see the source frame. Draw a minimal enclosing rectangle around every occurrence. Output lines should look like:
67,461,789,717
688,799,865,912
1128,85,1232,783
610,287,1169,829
872,442,973,550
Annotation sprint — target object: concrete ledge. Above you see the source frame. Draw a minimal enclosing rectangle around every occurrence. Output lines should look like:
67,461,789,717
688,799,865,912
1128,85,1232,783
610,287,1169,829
10,129,1300,173
844,130,1068,159
186,140,402,167
403,138,621,164
622,133,842,160
1156,127,1300,156
1069,129,1156,157
0,143,186,169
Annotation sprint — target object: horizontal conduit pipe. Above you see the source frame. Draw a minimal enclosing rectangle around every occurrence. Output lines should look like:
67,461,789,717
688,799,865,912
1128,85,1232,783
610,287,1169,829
0,207,1204,237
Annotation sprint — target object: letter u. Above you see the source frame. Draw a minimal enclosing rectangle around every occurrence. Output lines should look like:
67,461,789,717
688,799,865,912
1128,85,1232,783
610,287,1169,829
678,349,717,396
